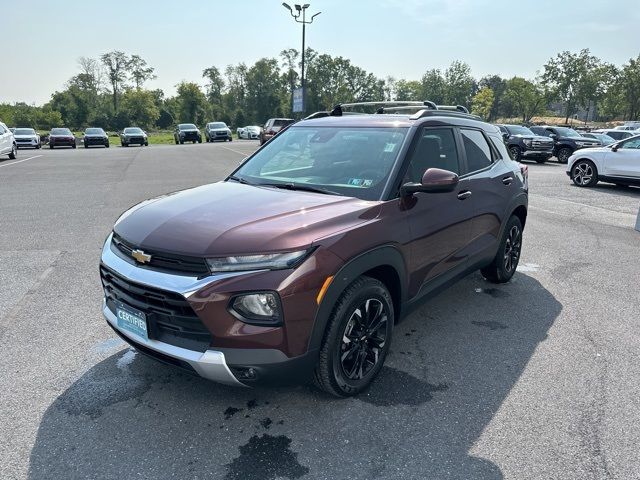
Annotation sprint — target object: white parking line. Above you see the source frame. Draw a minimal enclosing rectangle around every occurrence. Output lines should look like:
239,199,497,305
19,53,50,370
218,145,251,157
0,154,43,169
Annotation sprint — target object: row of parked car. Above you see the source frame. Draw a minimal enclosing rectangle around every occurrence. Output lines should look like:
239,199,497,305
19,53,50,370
497,122,640,164
0,125,150,150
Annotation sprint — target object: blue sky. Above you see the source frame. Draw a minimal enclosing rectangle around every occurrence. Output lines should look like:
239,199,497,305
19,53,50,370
3,0,640,105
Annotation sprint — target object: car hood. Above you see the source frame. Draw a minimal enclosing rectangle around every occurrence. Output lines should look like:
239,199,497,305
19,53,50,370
209,128,230,132
50,134,74,138
571,146,610,155
14,134,38,139
113,181,380,257
180,129,199,132
85,134,106,137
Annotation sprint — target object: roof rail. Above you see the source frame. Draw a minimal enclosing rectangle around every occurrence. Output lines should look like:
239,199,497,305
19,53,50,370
409,109,482,121
330,100,472,117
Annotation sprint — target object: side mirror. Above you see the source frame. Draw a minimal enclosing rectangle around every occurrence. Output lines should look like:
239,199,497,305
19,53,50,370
401,168,459,196
502,132,509,140
611,144,619,152
549,133,558,139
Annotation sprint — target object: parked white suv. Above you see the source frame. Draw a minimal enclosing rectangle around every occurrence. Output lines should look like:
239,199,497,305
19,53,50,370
0,121,18,160
567,134,640,187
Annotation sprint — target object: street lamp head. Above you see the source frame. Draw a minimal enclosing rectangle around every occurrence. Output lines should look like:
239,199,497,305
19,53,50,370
282,2,292,12
303,3,310,8
311,11,321,21
294,4,302,11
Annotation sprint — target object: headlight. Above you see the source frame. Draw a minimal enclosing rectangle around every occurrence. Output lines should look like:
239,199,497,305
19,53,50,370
230,292,282,325
206,249,311,272
523,139,532,147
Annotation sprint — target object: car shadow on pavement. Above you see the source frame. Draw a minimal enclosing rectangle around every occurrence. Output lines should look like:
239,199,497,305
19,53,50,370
28,272,560,480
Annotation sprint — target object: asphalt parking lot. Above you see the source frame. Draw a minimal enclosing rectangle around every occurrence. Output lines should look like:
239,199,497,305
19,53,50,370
1,143,639,480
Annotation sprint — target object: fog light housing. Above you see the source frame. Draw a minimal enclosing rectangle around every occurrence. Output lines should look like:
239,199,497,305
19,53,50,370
229,292,282,326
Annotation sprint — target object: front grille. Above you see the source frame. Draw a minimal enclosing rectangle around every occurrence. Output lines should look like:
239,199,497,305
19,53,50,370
112,234,210,276
100,265,213,352
531,139,553,150
215,131,227,136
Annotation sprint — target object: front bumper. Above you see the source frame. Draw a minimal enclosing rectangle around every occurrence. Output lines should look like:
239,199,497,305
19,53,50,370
522,149,553,158
99,233,332,386
103,300,245,386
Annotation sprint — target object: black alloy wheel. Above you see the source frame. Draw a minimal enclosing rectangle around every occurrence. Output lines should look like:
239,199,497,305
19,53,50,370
315,276,394,397
503,224,522,275
508,145,521,161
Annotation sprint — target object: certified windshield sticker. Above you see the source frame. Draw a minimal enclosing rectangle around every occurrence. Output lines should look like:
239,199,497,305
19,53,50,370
384,143,397,152
347,178,373,187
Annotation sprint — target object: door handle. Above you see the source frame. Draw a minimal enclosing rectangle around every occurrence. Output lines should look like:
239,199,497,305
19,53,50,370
502,176,514,185
457,191,472,200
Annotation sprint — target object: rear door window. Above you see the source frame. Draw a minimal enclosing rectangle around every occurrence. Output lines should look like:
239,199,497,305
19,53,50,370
460,129,493,173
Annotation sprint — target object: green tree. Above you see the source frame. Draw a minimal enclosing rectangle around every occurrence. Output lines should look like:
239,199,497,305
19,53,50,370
471,87,495,121
128,55,156,89
175,82,208,125
444,60,475,106
280,49,299,115
503,77,547,123
619,54,640,119
478,74,507,120
395,80,423,101
120,89,160,130
541,49,600,123
245,58,285,123
101,50,130,113
420,69,446,104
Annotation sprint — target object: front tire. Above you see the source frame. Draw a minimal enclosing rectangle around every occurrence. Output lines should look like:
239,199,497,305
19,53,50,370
9,144,17,159
481,215,523,283
571,159,598,187
557,147,572,164
314,276,394,397
508,145,521,161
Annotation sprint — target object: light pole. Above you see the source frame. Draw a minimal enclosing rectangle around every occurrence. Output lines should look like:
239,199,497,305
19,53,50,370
282,2,321,116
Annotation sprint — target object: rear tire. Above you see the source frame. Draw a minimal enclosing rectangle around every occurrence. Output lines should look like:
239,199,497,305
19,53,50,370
314,276,394,397
481,215,523,284
49,145,54,149
571,159,598,187
72,144,76,149
508,145,521,161
9,144,17,159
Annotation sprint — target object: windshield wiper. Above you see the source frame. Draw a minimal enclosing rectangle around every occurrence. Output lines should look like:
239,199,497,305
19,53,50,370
227,175,252,185
257,182,340,196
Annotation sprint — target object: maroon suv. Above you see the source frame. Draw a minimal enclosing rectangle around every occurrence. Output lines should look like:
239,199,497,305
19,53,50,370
100,102,528,397
48,127,76,149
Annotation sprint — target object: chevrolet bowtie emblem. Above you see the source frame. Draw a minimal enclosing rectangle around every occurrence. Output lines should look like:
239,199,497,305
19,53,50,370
131,249,152,264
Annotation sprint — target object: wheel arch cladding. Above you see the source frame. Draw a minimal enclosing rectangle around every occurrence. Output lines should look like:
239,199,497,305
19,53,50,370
512,204,527,229
307,245,407,352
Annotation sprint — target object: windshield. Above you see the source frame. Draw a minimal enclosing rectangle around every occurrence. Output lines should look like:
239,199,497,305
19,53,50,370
247,126,260,131
506,125,534,136
554,127,581,138
273,119,294,127
14,128,36,135
208,123,226,129
85,128,104,135
124,128,143,134
51,128,71,135
232,126,408,201
179,124,198,130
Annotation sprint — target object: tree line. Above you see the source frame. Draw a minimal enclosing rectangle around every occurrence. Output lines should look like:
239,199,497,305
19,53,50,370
1,48,639,131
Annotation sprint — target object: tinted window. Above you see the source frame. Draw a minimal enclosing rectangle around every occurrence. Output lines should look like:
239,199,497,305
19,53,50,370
208,122,226,129
179,124,197,130
51,128,71,135
404,128,459,183
530,127,548,137
85,128,104,135
461,129,493,172
506,125,534,136
608,131,629,140
273,119,294,127
124,128,143,134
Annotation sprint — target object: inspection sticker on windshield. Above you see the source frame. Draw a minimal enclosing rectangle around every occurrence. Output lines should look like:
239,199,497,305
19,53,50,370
347,178,373,187
384,143,397,152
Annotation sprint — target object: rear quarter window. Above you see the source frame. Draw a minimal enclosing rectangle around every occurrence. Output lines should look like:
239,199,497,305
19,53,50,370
461,129,493,173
